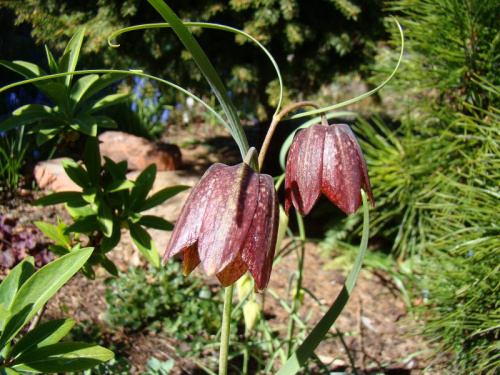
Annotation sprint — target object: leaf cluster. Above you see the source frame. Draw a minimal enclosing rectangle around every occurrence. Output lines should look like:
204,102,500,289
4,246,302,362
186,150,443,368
0,249,114,373
104,262,225,359
0,28,127,147
33,137,189,277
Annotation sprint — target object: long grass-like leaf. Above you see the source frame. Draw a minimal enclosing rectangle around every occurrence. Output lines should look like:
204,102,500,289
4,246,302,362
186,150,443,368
146,0,250,159
277,191,370,374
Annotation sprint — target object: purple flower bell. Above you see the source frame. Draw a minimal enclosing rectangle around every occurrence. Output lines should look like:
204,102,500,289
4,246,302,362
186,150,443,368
285,123,374,216
163,162,279,291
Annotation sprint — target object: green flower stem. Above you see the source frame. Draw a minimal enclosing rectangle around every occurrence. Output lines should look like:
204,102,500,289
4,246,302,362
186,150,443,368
258,101,321,170
285,211,307,358
219,284,234,375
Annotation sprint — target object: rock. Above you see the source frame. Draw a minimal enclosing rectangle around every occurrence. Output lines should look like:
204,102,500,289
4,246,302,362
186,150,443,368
34,158,82,192
98,131,182,171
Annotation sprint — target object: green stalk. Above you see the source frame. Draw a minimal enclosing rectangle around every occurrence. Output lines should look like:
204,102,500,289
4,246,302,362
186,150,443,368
285,211,307,358
219,284,234,375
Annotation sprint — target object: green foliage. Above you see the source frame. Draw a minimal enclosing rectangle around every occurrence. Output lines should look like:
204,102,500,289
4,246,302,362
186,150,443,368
33,137,189,276
104,261,226,359
0,126,29,195
1,0,386,120
0,29,127,148
356,0,500,371
0,250,114,373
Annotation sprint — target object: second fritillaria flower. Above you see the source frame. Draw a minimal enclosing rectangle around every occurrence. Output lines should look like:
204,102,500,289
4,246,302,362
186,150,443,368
163,162,279,291
285,122,375,216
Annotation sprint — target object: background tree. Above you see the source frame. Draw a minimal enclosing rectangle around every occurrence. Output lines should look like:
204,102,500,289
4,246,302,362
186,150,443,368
0,0,386,121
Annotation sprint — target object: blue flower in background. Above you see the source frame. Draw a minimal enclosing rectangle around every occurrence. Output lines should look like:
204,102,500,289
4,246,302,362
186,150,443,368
153,97,159,106
161,109,170,123
144,99,150,107
33,150,40,159
227,90,233,99
0,131,6,138
6,92,20,109
133,76,146,88
131,101,138,112
175,103,183,110
152,114,158,123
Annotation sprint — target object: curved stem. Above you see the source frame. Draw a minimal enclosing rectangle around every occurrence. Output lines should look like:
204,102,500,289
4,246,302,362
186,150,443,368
219,284,234,375
258,101,321,170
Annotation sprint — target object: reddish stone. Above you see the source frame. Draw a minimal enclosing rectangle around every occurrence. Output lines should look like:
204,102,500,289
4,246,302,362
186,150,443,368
34,158,82,192
98,131,181,171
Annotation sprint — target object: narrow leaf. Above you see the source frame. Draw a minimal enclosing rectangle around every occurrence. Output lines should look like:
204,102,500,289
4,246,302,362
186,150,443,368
146,0,249,159
59,28,86,87
79,72,128,105
101,222,121,253
95,115,118,129
0,258,35,324
70,74,99,112
138,185,190,212
62,160,90,188
0,248,94,350
36,126,61,146
277,191,370,374
0,60,47,79
44,45,58,74
12,342,113,373
8,319,76,359
86,93,129,114
107,179,134,192
104,156,128,181
66,215,100,234
69,113,97,136
34,222,70,247
0,105,55,132
36,82,70,113
33,192,87,206
97,203,114,238
129,164,156,210
129,222,160,267
137,215,174,231
100,257,119,277
83,137,101,186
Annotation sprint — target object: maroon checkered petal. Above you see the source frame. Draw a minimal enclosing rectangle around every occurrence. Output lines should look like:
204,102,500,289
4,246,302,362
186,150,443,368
321,124,368,214
285,124,326,216
242,173,279,291
163,163,225,264
198,163,260,276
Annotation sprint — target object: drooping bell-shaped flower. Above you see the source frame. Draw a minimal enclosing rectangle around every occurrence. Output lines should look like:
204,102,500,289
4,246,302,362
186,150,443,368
163,162,279,291
285,123,374,216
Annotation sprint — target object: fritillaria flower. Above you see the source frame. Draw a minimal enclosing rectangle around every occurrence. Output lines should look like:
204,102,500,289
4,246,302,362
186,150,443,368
163,162,279,291
285,123,374,216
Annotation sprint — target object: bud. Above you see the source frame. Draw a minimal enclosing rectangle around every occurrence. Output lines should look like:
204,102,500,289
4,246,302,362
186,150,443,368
285,123,374,215
243,300,261,331
236,273,253,302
